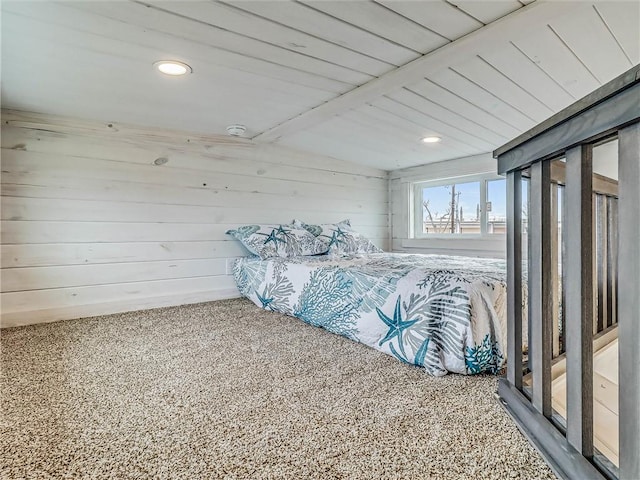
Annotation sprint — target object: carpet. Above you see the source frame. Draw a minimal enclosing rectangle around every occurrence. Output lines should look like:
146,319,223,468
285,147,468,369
1,298,556,479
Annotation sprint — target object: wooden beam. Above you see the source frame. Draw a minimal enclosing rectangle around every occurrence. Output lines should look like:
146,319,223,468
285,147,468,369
497,82,640,174
1,109,387,180
523,162,618,197
498,379,606,480
506,170,523,389
495,64,640,159
253,1,587,142
1,109,257,148
564,144,594,458
618,122,640,480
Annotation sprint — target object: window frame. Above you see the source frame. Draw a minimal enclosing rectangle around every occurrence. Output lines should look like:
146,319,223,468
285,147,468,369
411,173,506,239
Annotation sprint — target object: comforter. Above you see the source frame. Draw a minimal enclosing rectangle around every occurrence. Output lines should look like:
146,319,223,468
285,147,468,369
233,253,507,376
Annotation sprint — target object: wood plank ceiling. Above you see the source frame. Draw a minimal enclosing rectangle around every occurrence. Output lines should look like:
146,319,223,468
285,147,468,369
2,1,638,170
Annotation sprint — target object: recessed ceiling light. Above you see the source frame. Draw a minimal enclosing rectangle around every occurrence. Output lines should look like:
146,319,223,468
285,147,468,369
421,136,441,143
154,60,192,76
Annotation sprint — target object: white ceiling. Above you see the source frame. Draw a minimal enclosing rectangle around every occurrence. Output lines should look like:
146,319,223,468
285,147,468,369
2,1,638,171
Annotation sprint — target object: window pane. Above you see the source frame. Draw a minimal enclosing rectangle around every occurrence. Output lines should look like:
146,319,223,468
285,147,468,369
487,179,507,234
421,181,481,234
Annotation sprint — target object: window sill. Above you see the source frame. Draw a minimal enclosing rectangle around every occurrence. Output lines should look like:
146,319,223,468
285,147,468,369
401,236,505,250
405,235,505,243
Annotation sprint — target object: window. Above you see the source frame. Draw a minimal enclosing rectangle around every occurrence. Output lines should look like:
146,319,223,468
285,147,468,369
418,180,481,234
486,178,506,234
412,176,506,237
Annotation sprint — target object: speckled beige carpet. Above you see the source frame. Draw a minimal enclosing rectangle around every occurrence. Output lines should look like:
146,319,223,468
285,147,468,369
1,298,555,479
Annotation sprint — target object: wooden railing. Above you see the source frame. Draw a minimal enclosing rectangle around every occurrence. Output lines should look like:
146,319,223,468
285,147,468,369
495,65,640,480
521,168,619,362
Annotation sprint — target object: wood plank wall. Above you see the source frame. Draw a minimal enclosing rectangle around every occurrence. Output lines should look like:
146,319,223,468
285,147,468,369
389,153,505,257
0,110,389,327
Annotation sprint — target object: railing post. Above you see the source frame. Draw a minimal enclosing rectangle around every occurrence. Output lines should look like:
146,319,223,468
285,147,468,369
561,185,567,355
595,194,608,333
530,160,553,417
506,170,523,389
551,183,560,358
564,144,594,458
618,122,640,480
606,196,617,329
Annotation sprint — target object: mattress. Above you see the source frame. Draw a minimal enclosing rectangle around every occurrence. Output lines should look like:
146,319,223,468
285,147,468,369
233,253,507,376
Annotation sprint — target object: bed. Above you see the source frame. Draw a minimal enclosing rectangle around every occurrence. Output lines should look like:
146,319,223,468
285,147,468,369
233,253,508,376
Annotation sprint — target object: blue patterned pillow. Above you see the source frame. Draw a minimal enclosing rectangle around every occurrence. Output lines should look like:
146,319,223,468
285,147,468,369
293,219,350,238
226,224,326,259
292,219,382,256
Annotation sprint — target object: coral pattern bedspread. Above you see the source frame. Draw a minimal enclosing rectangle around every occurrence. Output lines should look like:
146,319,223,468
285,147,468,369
233,253,507,376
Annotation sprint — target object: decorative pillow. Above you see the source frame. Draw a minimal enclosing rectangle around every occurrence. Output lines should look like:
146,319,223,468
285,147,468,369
292,219,382,256
226,224,326,259
292,219,350,238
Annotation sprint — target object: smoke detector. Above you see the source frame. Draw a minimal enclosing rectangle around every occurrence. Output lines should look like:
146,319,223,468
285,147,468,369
226,124,246,137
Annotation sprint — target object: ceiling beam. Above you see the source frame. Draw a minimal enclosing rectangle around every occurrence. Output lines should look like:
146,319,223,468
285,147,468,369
253,1,590,143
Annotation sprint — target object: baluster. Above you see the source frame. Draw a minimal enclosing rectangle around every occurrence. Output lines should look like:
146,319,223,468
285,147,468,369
530,160,552,417
618,123,640,480
507,170,523,389
565,144,594,458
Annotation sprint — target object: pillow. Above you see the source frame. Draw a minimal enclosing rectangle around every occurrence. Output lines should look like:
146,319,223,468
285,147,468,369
292,219,382,256
226,224,326,259
292,219,351,238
